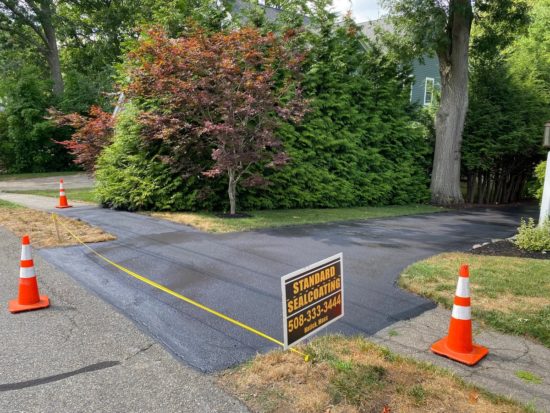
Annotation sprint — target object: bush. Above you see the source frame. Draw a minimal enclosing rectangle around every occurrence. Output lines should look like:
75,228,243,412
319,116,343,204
96,104,226,211
2,66,74,173
515,218,550,252
0,112,13,172
530,161,547,202
96,105,185,211
236,20,431,210
99,17,431,213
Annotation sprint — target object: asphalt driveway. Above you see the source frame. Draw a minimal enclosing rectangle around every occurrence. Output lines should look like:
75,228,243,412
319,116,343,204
0,227,247,413
40,204,537,372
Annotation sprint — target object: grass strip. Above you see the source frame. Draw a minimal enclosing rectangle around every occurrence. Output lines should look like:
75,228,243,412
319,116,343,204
148,204,445,233
0,171,81,181
399,252,550,348
0,199,23,209
6,188,97,203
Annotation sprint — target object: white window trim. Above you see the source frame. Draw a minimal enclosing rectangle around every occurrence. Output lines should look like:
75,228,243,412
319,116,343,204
424,77,435,106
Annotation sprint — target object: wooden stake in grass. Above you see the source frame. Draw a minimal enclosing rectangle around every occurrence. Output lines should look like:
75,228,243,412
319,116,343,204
52,214,62,242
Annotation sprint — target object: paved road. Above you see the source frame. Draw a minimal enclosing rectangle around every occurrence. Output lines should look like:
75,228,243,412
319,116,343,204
39,204,537,373
0,228,247,413
0,173,93,191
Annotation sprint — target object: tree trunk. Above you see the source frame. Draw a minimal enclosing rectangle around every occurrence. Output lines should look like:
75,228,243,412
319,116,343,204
430,0,473,206
0,0,64,96
494,169,506,204
486,172,494,203
478,172,487,204
228,169,237,215
510,173,524,203
517,174,528,203
45,40,63,97
474,171,482,203
41,1,64,97
466,171,474,204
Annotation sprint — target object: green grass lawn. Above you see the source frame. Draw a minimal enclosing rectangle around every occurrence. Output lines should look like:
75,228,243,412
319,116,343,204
149,204,445,232
400,253,550,348
0,199,22,208
7,188,97,203
0,171,82,181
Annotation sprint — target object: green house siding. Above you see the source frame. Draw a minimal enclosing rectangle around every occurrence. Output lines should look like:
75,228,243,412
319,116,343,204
358,20,440,106
411,56,440,105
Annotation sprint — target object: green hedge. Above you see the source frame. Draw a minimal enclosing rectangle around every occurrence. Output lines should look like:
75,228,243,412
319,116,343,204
96,22,431,212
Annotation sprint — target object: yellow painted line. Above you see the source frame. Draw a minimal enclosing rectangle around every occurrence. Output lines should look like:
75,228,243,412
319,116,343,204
51,213,309,361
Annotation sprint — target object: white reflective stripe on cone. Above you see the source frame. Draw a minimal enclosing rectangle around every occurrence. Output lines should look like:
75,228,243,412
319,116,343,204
60,182,65,190
452,304,471,320
455,277,470,298
20,266,35,278
20,245,32,260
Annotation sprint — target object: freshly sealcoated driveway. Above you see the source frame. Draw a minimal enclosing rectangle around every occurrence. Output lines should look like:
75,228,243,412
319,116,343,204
39,203,536,372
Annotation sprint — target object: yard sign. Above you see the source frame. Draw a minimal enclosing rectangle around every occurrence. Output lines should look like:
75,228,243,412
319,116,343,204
281,253,344,349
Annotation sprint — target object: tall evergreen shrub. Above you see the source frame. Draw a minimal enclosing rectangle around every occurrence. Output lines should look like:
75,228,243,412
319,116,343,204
96,17,431,211
95,105,223,211
239,19,431,209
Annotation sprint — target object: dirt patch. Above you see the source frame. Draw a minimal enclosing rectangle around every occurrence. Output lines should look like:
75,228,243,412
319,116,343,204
0,206,115,248
472,291,549,314
219,335,525,413
146,211,234,232
471,240,550,260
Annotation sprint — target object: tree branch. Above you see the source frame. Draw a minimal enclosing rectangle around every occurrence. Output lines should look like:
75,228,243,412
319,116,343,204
0,0,47,45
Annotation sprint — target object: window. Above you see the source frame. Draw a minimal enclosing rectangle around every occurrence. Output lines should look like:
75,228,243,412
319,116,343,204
424,77,435,105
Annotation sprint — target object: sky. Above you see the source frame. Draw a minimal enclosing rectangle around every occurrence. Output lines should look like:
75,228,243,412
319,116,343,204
331,0,384,22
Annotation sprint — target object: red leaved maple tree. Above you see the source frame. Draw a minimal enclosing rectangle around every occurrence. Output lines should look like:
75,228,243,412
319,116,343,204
49,106,114,173
125,26,306,214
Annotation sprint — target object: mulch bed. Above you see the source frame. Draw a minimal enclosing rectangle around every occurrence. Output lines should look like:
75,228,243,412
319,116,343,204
471,240,550,260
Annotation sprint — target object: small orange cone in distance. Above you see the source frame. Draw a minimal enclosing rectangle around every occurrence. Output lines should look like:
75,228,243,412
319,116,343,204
430,264,488,366
55,178,72,209
8,235,50,313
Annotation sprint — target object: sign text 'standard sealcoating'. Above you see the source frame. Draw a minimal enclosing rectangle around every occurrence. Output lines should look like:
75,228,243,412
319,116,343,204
281,253,344,349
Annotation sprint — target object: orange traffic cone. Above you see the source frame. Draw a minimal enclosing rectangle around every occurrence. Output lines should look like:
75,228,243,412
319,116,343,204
55,179,72,209
8,235,50,313
430,264,488,366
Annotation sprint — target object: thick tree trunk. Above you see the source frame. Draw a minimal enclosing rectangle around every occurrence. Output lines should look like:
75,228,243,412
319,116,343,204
430,0,472,206
0,0,63,96
45,37,63,97
41,1,63,96
228,170,237,215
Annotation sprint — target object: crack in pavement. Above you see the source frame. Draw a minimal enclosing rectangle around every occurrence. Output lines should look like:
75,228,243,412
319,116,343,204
124,343,155,361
